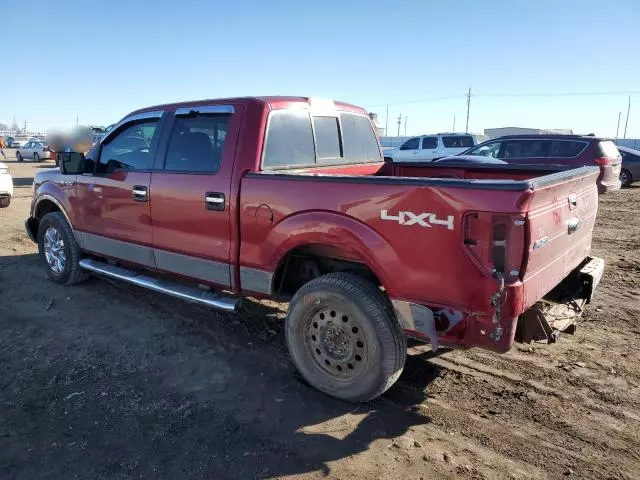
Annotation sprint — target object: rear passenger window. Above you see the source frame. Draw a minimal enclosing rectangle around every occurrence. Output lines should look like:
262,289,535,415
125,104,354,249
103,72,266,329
164,114,229,172
313,117,341,159
421,137,438,149
442,136,474,148
548,140,586,157
339,113,381,163
502,140,546,159
263,111,315,168
97,120,158,173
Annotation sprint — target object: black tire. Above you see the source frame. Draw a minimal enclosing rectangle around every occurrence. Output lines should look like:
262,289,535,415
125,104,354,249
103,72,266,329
620,169,632,187
37,212,89,285
16,151,22,162
33,152,40,162
0,196,10,208
285,272,406,402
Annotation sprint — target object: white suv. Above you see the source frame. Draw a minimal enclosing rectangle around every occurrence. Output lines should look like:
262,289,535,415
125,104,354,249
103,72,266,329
383,133,476,162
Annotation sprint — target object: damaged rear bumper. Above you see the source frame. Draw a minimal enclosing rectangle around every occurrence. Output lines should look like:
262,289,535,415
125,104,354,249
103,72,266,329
515,256,604,344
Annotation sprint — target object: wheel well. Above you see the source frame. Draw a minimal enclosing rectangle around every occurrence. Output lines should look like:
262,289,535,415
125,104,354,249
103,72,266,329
272,244,381,297
35,199,61,219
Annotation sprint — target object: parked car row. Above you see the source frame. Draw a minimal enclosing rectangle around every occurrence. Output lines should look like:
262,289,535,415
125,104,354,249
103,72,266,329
386,133,625,192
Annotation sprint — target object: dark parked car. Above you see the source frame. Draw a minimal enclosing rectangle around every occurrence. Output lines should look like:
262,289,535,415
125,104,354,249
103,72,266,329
461,135,622,194
618,146,640,187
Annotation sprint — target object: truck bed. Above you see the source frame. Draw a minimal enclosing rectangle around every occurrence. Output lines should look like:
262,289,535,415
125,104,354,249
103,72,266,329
241,162,600,352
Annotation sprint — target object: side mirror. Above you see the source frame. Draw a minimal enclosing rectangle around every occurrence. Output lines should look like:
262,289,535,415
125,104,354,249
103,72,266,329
399,144,407,151
59,152,86,175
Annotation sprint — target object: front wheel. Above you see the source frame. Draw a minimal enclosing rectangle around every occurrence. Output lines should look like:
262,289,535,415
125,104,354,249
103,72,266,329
620,169,632,187
16,151,22,162
0,196,10,208
37,212,89,285
285,273,406,402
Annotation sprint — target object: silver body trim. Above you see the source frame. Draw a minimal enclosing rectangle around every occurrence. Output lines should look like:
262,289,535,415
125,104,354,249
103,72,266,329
79,259,238,311
78,232,156,268
239,266,274,295
154,249,231,287
175,105,235,116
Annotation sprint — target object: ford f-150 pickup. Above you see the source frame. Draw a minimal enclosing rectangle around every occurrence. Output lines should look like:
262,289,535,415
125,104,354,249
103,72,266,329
25,96,604,402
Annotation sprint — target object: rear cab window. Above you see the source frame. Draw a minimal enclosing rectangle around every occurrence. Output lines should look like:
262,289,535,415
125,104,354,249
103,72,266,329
262,109,381,169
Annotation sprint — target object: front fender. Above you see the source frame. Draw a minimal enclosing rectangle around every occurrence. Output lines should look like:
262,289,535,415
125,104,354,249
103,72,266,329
32,179,75,227
260,211,402,296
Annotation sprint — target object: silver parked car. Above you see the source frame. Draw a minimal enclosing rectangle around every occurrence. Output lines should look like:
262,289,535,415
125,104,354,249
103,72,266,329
15,140,53,162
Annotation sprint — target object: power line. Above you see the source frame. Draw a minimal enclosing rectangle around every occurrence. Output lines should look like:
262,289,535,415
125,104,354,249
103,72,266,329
368,89,639,109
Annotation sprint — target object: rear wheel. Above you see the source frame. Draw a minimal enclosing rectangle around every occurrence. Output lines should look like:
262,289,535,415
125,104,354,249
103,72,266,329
620,169,632,187
16,151,22,162
0,196,10,208
285,272,406,402
37,212,89,285
33,152,40,162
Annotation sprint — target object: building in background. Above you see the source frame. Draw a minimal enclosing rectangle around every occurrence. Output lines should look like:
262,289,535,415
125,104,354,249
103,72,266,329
484,127,573,139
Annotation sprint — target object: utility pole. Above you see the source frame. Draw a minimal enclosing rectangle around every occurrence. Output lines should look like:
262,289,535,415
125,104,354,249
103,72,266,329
76,116,79,126
465,88,471,133
404,117,407,136
616,112,621,139
396,113,402,137
453,114,456,132
385,105,389,136
623,95,631,139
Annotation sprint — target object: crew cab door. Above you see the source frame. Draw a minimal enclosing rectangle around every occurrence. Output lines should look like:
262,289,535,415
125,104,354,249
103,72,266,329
393,137,421,162
149,105,243,289
420,136,439,160
74,111,165,268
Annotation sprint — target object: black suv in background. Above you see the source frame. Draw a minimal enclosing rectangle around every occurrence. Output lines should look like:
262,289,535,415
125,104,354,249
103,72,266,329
460,135,622,194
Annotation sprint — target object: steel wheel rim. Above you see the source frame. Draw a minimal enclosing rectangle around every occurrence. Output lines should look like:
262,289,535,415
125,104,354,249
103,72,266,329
304,306,369,380
43,227,66,274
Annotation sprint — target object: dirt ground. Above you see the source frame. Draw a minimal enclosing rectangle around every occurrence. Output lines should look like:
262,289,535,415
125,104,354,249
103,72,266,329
1,149,638,480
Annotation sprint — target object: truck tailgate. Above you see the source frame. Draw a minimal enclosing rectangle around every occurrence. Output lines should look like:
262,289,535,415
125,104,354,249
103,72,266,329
521,166,600,308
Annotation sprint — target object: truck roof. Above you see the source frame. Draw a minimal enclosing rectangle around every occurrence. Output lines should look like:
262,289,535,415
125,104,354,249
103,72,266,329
129,96,366,116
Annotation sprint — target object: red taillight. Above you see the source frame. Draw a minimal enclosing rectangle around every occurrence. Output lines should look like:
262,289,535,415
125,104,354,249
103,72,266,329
463,212,526,282
594,156,612,166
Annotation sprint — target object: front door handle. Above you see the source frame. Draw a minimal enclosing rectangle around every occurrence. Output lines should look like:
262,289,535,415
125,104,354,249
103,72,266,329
205,192,225,211
132,185,148,202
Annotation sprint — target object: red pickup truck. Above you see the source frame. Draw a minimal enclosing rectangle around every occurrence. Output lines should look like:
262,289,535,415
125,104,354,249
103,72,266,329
26,97,604,402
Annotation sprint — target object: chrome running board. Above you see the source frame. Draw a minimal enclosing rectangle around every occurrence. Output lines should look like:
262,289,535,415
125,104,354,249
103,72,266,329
79,258,239,312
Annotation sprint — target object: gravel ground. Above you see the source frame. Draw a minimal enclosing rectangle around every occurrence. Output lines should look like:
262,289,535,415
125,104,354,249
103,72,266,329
1,149,639,479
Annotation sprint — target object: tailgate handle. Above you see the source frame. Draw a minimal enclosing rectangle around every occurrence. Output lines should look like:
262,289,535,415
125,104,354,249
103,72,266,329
567,217,579,234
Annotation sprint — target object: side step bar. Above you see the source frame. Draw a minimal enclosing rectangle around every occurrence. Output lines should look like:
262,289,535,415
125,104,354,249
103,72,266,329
79,258,239,312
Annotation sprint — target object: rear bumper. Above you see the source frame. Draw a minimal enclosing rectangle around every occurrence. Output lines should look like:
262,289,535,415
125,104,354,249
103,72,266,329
598,164,622,194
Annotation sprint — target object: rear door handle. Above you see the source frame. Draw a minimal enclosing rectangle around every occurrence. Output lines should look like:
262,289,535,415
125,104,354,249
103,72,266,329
205,192,225,211
132,185,148,202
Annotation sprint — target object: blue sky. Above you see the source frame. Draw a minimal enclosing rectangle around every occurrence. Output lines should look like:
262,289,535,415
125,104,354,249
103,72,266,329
3,0,639,137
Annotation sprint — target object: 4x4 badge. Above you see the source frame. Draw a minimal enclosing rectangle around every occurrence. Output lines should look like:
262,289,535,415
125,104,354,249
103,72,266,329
381,210,454,230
